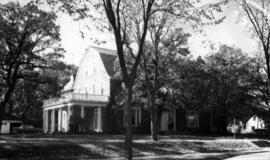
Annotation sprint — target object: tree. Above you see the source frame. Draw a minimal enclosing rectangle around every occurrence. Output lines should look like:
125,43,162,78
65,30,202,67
0,2,63,116
136,1,226,140
170,45,261,133
136,27,190,141
241,0,270,130
11,62,77,127
241,0,270,83
205,45,259,133
170,56,212,114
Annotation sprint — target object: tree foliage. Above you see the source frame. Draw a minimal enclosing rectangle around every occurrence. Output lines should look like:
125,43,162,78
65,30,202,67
170,45,263,133
240,0,270,105
0,2,64,114
11,62,77,127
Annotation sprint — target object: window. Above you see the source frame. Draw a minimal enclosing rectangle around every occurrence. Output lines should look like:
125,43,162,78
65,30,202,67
186,111,199,128
101,88,104,95
101,83,104,95
124,108,141,127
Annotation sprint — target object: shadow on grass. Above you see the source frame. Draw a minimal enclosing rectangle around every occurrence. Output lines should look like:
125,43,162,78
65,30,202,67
252,140,270,147
0,142,107,160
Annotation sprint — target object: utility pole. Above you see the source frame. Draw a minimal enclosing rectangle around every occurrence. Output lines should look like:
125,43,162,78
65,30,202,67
233,117,236,140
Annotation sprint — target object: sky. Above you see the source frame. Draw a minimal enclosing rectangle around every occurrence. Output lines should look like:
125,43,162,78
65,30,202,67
57,1,259,65
1,0,259,66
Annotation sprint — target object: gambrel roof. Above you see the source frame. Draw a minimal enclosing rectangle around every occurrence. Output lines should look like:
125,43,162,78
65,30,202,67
90,46,117,77
62,46,117,92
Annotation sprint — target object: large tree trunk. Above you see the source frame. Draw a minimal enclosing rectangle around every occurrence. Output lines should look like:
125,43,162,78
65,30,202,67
0,83,16,115
125,87,133,160
146,88,158,141
150,104,158,141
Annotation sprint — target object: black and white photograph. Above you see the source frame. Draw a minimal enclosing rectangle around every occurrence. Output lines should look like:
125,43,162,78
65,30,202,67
1,0,270,159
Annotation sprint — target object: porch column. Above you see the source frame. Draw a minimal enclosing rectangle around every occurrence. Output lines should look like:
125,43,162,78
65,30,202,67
51,109,55,133
81,106,84,119
97,106,102,132
43,110,45,132
46,110,49,133
67,104,71,132
58,107,62,132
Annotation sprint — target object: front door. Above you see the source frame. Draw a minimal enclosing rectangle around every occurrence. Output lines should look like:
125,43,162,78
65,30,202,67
161,111,169,131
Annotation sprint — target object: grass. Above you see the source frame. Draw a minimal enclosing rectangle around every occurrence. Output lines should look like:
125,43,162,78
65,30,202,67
0,134,265,160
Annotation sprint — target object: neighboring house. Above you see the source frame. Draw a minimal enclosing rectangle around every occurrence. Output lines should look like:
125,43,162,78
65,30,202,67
0,113,22,134
42,46,215,134
242,115,266,133
227,115,267,134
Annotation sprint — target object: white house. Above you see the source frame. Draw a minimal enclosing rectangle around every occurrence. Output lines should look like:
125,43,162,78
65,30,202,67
42,46,116,133
242,115,266,133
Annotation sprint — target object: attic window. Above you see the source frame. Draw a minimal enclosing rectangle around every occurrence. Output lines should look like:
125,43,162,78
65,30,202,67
101,88,104,95
101,83,104,95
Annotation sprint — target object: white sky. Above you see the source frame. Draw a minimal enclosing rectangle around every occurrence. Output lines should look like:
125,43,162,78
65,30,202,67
1,0,259,66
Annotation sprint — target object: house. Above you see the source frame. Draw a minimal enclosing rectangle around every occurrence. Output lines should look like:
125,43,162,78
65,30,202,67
42,46,117,133
227,115,267,134
42,46,214,134
242,115,267,134
0,113,22,134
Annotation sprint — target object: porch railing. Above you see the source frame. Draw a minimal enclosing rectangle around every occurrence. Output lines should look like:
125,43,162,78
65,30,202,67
43,93,109,107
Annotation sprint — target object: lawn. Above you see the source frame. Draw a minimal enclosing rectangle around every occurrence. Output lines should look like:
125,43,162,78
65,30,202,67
0,134,266,160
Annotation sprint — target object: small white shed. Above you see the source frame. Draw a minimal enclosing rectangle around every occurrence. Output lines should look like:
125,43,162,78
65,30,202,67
0,113,22,134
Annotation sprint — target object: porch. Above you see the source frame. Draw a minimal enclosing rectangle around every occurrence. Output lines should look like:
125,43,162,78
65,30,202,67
43,104,105,133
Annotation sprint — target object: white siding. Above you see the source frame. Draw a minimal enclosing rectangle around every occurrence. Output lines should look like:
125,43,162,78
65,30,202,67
73,47,110,96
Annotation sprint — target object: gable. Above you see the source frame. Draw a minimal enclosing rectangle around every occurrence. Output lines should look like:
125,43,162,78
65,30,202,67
72,46,115,95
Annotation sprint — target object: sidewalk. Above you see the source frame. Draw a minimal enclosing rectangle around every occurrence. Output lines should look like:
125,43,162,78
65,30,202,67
94,150,267,160
225,148,270,160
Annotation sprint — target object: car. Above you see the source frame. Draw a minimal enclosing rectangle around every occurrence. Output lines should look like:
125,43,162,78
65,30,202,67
12,124,43,134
